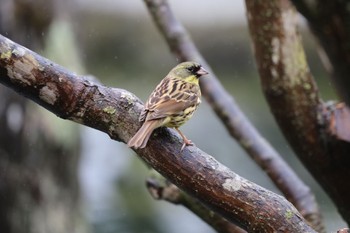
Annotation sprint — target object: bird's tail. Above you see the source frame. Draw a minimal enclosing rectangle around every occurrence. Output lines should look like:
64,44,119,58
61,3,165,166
127,120,161,149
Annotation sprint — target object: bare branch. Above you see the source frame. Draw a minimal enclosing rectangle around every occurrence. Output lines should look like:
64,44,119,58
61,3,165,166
246,0,350,226
291,0,350,106
143,0,322,228
0,34,315,232
146,173,246,233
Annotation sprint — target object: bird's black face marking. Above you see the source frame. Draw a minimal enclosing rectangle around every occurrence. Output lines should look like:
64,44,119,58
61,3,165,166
186,64,201,74
172,61,208,79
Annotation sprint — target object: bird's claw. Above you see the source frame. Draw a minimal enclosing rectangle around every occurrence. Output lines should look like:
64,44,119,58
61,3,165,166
180,140,194,152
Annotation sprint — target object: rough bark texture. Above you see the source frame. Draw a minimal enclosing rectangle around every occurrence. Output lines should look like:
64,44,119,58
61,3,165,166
246,0,350,226
146,173,246,233
0,34,316,232
144,0,323,230
291,0,350,106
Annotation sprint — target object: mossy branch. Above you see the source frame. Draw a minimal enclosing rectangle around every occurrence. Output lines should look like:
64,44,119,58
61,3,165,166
146,172,246,233
0,34,315,232
291,0,350,106
246,0,350,226
143,0,322,229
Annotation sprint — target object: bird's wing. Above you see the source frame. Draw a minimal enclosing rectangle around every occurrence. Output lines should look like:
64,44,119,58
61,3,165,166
146,98,193,121
139,108,148,122
144,77,199,121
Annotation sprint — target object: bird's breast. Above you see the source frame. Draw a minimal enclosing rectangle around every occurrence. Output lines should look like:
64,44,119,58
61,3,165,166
164,104,199,128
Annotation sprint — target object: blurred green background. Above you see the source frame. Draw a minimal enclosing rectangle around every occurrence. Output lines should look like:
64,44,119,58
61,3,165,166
41,0,345,232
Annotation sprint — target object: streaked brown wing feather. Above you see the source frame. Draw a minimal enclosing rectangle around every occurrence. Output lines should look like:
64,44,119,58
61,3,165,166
139,109,148,122
142,76,199,121
139,77,170,122
146,99,188,121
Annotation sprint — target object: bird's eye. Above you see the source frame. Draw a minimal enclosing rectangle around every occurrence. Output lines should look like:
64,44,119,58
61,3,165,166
187,66,197,73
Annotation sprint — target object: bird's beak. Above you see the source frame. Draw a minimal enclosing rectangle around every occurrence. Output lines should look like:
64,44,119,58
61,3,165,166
196,67,209,77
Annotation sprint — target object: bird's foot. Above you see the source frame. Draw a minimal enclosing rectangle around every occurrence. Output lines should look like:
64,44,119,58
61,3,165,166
180,139,195,152
175,128,195,152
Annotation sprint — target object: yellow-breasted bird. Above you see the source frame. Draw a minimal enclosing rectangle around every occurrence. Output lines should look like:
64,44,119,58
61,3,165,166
127,61,208,150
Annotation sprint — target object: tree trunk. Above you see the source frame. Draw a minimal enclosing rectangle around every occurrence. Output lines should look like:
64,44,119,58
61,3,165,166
0,0,85,232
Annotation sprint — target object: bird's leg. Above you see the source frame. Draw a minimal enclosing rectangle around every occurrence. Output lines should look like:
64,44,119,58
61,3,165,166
175,128,194,151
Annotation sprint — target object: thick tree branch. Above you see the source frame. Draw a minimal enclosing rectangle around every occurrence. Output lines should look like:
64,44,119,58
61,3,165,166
0,34,315,232
143,0,322,229
146,173,246,233
245,0,350,226
291,0,350,106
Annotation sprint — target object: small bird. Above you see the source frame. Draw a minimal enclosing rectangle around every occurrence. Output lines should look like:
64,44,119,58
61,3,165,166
127,61,208,151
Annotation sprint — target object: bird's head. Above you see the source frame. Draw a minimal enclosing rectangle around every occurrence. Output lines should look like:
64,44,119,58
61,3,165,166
171,61,209,84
